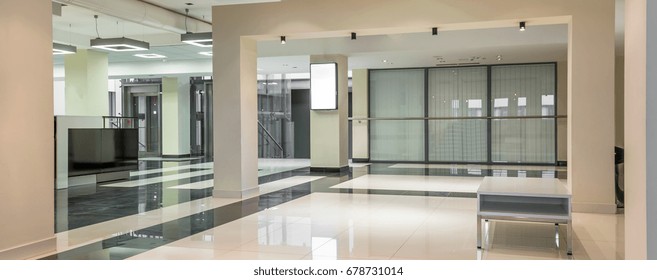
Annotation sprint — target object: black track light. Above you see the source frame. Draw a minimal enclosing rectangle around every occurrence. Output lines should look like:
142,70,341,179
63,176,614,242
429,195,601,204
351,32,357,40
280,36,286,45
519,21,526,31
432,27,438,36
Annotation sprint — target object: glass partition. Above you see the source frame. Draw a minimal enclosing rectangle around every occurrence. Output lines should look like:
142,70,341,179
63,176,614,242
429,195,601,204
491,64,556,163
367,63,558,164
428,67,488,162
369,69,425,161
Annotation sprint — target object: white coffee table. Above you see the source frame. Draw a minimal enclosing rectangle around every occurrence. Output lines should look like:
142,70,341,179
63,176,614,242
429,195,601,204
477,176,572,255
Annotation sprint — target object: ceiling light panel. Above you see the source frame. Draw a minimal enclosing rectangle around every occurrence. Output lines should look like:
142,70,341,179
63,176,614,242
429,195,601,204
181,32,212,47
134,53,167,59
53,43,77,55
91,37,150,52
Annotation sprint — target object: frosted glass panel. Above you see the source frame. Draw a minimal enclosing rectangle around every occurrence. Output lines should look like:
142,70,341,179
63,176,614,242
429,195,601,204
370,69,425,118
428,67,487,117
370,120,424,161
370,69,425,161
429,120,487,162
491,64,556,163
491,64,555,117
428,67,487,162
492,119,555,163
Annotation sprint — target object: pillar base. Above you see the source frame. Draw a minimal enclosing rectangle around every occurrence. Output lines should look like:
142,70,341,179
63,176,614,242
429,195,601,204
572,202,618,214
0,237,56,260
161,154,192,159
213,187,259,199
310,166,350,173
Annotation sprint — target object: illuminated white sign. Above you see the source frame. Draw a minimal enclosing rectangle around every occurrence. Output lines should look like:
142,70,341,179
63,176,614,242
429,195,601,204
310,63,338,110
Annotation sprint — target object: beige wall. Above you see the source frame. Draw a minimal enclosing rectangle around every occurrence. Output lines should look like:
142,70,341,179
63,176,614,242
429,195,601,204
64,49,109,116
213,0,616,212
351,69,369,160
0,0,55,258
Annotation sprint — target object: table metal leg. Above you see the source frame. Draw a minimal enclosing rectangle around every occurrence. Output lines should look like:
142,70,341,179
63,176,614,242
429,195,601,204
477,215,482,249
567,222,573,255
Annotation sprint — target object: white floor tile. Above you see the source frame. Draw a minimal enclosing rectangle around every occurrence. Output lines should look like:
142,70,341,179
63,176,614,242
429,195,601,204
329,174,482,193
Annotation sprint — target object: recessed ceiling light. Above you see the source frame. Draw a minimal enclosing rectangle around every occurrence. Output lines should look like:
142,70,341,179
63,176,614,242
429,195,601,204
382,59,388,63
134,53,166,59
198,51,212,56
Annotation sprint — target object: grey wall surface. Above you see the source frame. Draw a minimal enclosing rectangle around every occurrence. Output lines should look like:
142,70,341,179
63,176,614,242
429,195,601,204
291,89,310,158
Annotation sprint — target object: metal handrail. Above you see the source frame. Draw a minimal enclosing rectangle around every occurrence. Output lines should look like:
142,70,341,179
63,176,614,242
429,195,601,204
102,116,138,128
257,120,285,155
348,115,567,121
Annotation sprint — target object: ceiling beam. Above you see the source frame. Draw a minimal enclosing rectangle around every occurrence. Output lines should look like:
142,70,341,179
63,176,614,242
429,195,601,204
54,0,212,34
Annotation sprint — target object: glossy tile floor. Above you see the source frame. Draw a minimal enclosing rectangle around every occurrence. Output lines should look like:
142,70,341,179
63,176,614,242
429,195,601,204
40,159,623,260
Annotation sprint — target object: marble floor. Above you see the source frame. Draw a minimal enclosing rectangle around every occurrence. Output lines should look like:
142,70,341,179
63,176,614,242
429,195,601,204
41,159,624,260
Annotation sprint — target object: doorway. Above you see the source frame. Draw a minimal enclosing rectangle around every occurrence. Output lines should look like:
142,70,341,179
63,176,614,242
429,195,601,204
122,80,162,158
190,77,214,159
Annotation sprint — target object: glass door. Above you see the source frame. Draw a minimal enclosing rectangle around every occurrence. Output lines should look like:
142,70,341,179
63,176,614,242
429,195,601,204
133,94,161,157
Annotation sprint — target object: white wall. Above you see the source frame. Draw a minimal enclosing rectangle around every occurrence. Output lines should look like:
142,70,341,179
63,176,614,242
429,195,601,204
351,69,369,160
64,49,109,116
162,76,191,156
624,0,657,260
54,81,66,115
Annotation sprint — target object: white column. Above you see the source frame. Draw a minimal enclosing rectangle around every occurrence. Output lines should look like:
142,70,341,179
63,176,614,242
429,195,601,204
162,77,191,157
64,49,109,116
212,33,259,198
625,0,657,260
351,69,369,161
310,55,349,171
0,0,55,259
567,1,617,213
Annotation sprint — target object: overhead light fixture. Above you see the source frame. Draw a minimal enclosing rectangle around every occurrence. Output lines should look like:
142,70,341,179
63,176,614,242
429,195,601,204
432,27,438,36
53,43,76,55
179,8,212,47
280,36,286,45
91,37,150,52
351,32,357,40
198,51,212,56
519,21,526,31
89,15,149,52
134,53,166,59
181,32,212,47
